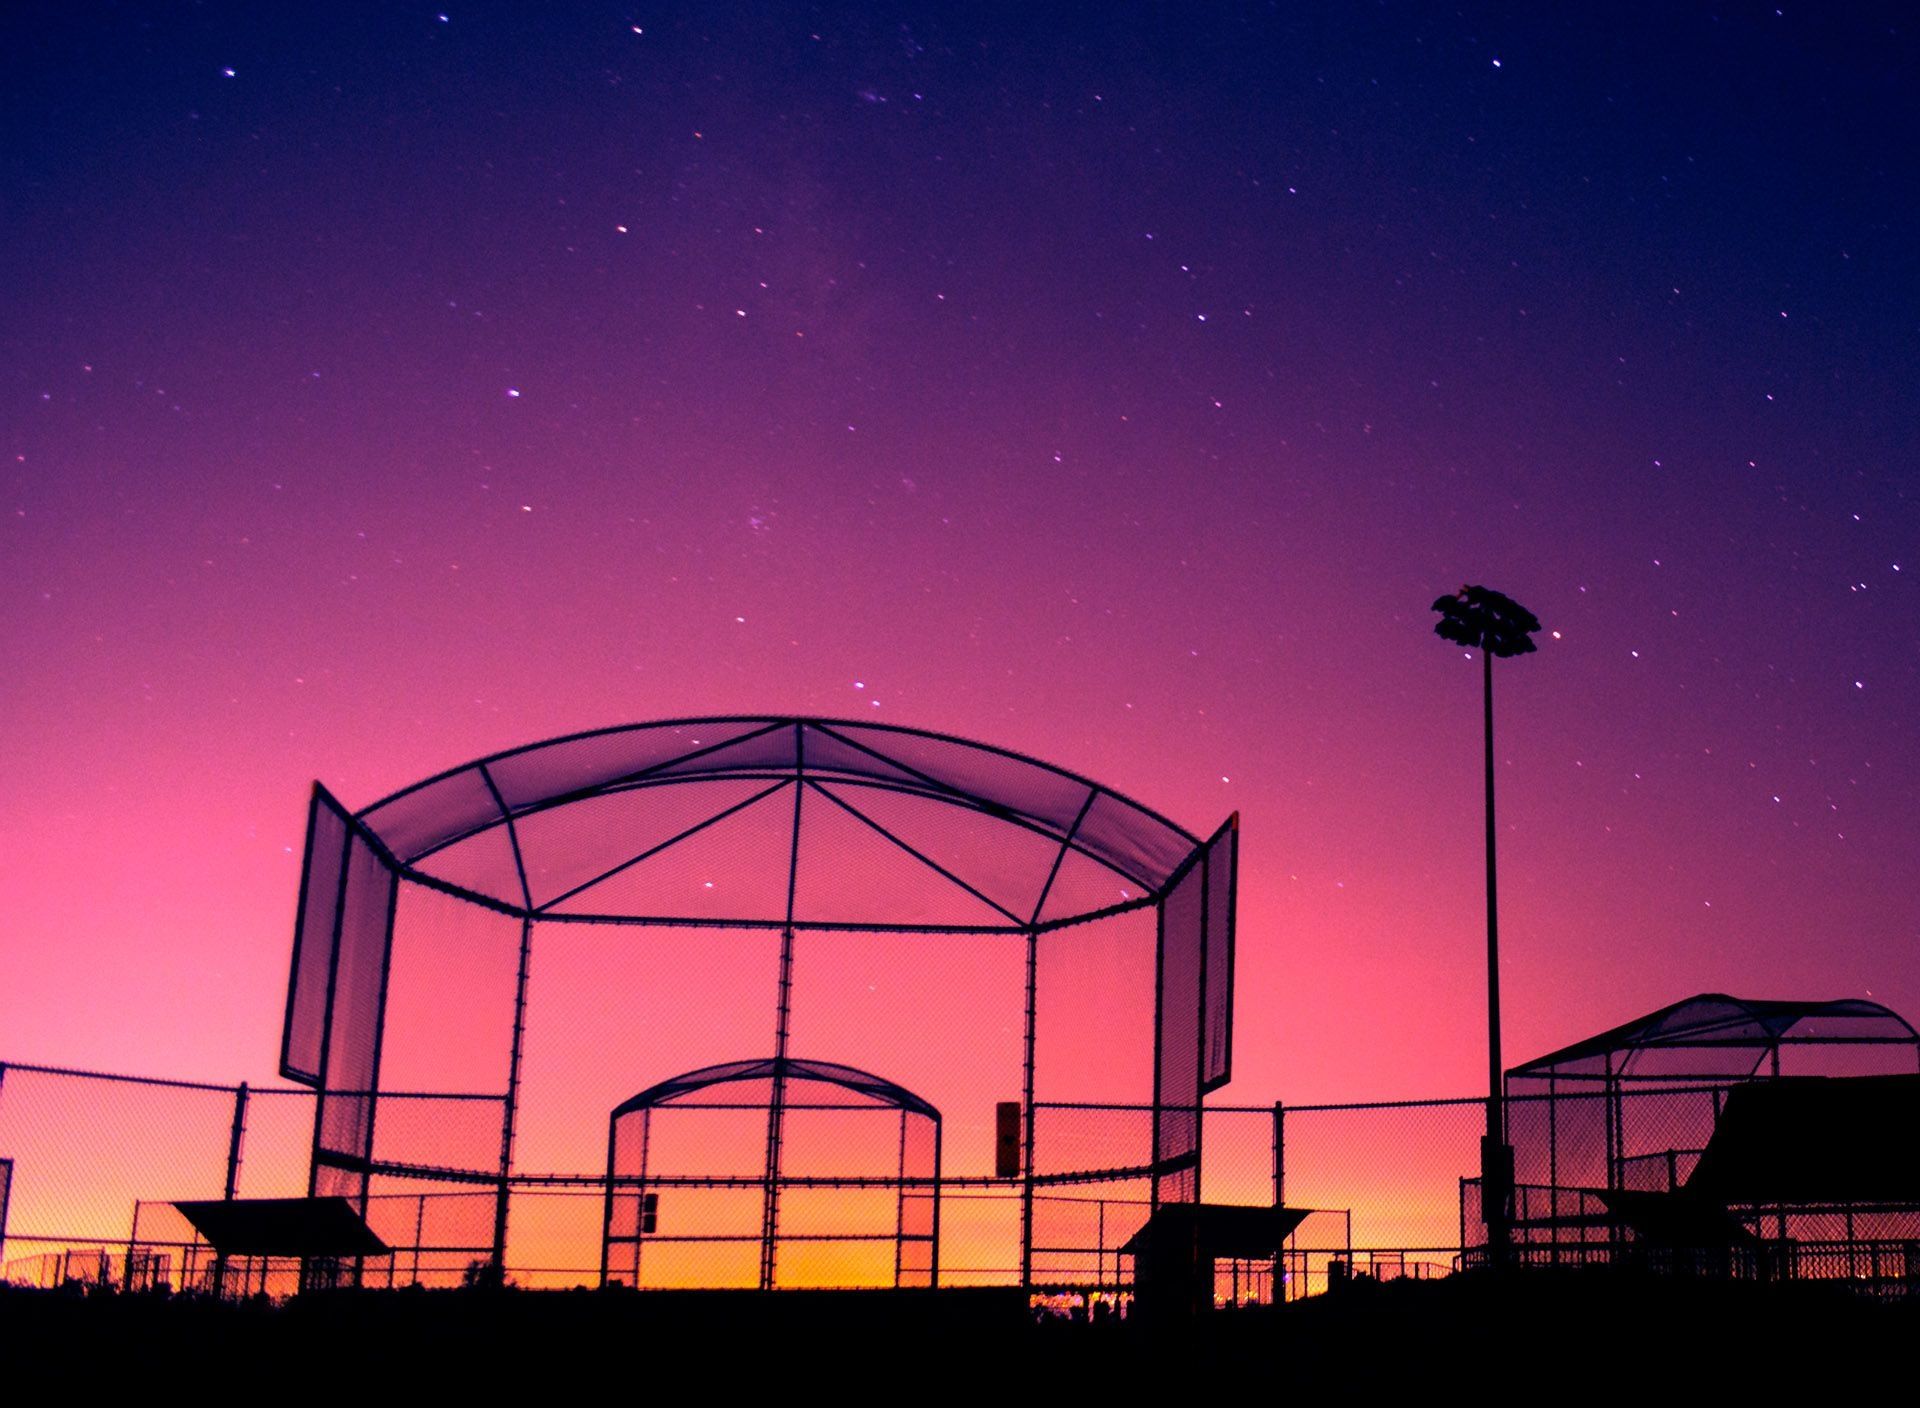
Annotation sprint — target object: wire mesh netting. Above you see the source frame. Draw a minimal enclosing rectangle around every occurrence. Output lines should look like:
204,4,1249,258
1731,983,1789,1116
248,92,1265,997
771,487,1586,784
601,1059,941,1290
8,1062,1920,1299
0,1065,304,1289
258,717,1239,1289
1467,997,1920,1283
19,713,1920,1302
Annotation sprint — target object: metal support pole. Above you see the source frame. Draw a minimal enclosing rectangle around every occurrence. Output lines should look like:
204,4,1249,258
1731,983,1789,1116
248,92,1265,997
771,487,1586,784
0,1063,9,1269
492,916,535,1281
1481,645,1513,1267
1604,1058,1623,1262
1459,1177,1467,1274
1548,1074,1560,1264
1020,926,1038,1289
635,1108,651,1289
598,1110,619,1288
1194,847,1211,1204
302,825,354,1297
1149,900,1167,1211
893,1109,908,1289
125,1201,142,1291
224,1083,250,1200
1272,1101,1285,1207
213,1081,249,1298
930,1118,943,1289
761,930,795,1290
760,732,805,1291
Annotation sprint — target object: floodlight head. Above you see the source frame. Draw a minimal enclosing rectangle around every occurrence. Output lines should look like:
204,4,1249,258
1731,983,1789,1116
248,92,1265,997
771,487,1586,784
1432,584,1541,658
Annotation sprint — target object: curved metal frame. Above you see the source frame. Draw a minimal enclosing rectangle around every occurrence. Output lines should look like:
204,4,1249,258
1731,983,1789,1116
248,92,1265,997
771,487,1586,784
1490,992,1920,1272
1509,993,1920,1086
612,1057,941,1121
350,716,1203,933
286,716,1237,1290
598,1056,943,1291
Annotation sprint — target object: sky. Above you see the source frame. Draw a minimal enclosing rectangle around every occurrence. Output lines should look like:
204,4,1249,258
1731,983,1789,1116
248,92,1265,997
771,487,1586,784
4,1,1918,1124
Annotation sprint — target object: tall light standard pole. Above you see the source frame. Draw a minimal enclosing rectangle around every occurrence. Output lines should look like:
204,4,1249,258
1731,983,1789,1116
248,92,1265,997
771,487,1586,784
1432,584,1541,1267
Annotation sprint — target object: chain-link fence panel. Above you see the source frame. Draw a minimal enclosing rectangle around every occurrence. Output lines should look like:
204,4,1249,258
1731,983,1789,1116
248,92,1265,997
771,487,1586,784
0,1064,240,1284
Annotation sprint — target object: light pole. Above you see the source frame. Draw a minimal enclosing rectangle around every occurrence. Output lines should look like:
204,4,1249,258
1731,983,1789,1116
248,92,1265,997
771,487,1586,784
1432,584,1541,1267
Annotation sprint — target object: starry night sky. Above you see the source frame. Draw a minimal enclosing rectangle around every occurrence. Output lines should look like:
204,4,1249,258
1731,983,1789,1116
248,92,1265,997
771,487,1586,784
3,2,1917,1101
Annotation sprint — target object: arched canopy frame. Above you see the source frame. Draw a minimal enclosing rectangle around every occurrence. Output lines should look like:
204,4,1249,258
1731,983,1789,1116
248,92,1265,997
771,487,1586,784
1508,993,1920,1087
612,1057,940,1122
283,716,1238,1288
348,717,1205,934
601,1056,943,1291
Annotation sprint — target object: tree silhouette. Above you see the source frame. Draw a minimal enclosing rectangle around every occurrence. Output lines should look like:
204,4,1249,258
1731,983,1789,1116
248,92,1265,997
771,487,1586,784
1432,584,1541,1266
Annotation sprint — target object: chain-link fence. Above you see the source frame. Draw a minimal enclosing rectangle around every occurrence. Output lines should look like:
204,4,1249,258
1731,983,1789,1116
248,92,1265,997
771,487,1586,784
1024,1099,1483,1302
1468,1083,1920,1293
0,1064,288,1287
7,1060,1916,1300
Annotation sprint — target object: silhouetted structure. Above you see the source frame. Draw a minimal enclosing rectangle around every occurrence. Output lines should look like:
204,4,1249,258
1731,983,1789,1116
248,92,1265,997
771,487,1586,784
173,1195,387,1293
1432,583,1542,1264
600,1057,941,1289
278,717,1238,1288
1121,1202,1308,1319
1467,994,1920,1286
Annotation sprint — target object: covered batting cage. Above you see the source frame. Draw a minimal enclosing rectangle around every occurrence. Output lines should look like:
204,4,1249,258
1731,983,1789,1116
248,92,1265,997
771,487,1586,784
1469,993,1920,1284
281,717,1238,1288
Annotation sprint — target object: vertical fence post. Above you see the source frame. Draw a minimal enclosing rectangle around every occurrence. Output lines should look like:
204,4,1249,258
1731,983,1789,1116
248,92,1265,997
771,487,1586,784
893,1109,908,1290
0,1063,8,1270
212,1081,249,1297
126,1200,142,1290
760,932,796,1290
598,1110,618,1289
1149,901,1166,1212
493,917,535,1283
762,744,805,1294
1547,1076,1560,1264
1019,928,1039,1290
224,1082,250,1200
411,1194,426,1287
1459,1177,1468,1272
929,1117,943,1290
1271,1101,1285,1207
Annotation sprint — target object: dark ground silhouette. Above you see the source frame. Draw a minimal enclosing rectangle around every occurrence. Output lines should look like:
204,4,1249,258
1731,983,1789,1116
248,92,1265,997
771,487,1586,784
3,1269,1910,1390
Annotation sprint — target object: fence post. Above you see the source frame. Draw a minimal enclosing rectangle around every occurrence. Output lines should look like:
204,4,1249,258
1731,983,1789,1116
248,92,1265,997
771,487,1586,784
412,1194,426,1287
1459,1176,1468,1269
1019,926,1038,1290
0,1063,8,1269
224,1083,250,1199
494,917,535,1282
1271,1101,1285,1207
214,1081,249,1297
